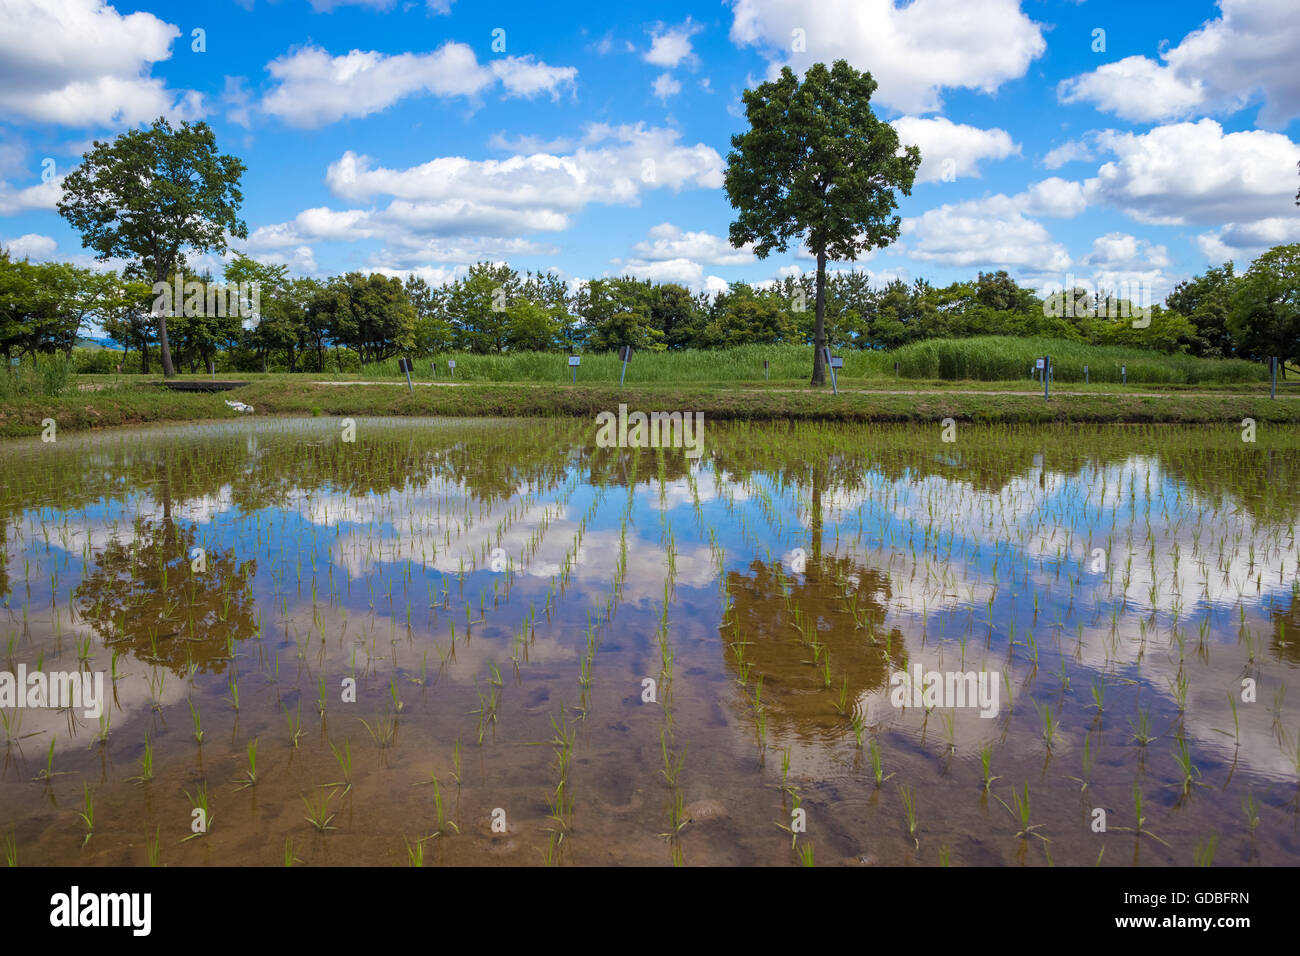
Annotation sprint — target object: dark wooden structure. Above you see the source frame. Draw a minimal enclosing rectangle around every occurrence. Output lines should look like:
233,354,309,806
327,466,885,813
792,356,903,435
156,380,250,393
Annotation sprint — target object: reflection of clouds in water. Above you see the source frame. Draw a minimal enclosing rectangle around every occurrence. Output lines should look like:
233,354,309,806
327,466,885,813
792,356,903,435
11,612,188,754
641,470,743,512
13,486,238,557
812,456,1297,614
317,480,574,581
315,471,720,604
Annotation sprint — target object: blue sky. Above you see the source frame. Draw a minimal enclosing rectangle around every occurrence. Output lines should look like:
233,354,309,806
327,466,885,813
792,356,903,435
2,0,1299,303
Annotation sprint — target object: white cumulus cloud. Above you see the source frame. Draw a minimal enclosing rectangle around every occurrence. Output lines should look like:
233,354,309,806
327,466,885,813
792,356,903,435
727,0,1046,114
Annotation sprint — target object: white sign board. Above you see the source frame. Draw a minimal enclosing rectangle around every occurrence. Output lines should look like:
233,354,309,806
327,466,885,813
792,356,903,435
829,356,843,369
568,356,580,366
448,360,456,369
1035,358,1045,369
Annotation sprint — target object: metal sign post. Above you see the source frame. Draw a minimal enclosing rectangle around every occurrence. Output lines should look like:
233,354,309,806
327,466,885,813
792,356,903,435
1121,364,1126,385
823,346,842,395
619,346,631,386
1084,364,1089,385
763,359,769,381
448,359,456,380
895,361,900,380
569,354,580,384
1271,356,1278,399
1044,355,1050,399
398,357,414,393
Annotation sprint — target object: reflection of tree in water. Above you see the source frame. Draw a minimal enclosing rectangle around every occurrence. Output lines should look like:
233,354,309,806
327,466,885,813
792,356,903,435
722,552,900,738
0,521,10,607
74,516,257,677
707,424,1300,530
1269,595,1300,664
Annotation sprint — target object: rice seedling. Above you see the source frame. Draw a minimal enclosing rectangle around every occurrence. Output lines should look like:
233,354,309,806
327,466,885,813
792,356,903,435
996,782,1048,844
189,698,204,744
404,835,427,866
980,743,999,792
285,703,305,748
799,842,814,866
147,827,161,867
225,672,240,711
181,783,212,842
129,735,154,784
33,737,67,783
1242,793,1260,835
5,829,16,866
659,729,686,788
359,716,397,749
303,789,339,832
1129,705,1155,745
868,738,894,786
1172,732,1200,795
1038,702,1060,750
469,680,498,745
1214,693,1241,746
326,738,352,795
1114,781,1169,847
235,738,259,791
74,783,95,847
1194,832,1218,867
898,784,919,848
284,837,302,866
1168,671,1188,714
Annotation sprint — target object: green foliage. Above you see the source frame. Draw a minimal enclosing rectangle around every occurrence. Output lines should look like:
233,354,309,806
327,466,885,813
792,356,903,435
56,117,247,377
1230,243,1300,367
724,59,920,383
886,336,1263,384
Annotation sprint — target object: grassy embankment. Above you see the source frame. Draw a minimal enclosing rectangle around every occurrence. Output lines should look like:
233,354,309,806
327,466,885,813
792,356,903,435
2,337,1296,437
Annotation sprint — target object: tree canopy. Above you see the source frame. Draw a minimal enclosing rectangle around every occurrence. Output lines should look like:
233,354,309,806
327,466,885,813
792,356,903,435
57,117,247,377
724,60,920,384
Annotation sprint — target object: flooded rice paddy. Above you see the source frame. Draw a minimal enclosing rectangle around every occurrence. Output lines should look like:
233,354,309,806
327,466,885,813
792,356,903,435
2,417,1298,866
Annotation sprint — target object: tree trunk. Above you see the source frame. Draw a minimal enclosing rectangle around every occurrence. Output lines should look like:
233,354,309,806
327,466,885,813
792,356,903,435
157,312,176,377
140,335,150,374
811,247,827,386
155,266,176,377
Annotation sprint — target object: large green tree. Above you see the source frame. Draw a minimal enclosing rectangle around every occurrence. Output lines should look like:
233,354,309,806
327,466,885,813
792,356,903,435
1230,243,1300,375
1166,263,1237,357
57,117,247,377
323,272,415,363
724,60,920,384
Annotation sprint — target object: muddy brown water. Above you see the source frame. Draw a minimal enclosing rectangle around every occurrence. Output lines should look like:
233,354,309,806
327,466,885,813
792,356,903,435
1,417,1297,866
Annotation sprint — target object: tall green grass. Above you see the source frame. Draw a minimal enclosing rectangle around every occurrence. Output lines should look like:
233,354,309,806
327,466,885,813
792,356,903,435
366,344,823,384
0,354,76,399
361,338,1267,385
887,336,1266,384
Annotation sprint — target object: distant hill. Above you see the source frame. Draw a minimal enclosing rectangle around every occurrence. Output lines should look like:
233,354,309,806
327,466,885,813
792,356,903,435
76,336,124,350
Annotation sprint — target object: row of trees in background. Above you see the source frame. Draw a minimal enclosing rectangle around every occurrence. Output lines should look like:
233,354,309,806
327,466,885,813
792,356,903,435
3,93,1297,376
3,245,1298,373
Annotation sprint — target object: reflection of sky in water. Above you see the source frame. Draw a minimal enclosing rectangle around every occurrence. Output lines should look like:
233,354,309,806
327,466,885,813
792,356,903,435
4,421,1298,785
